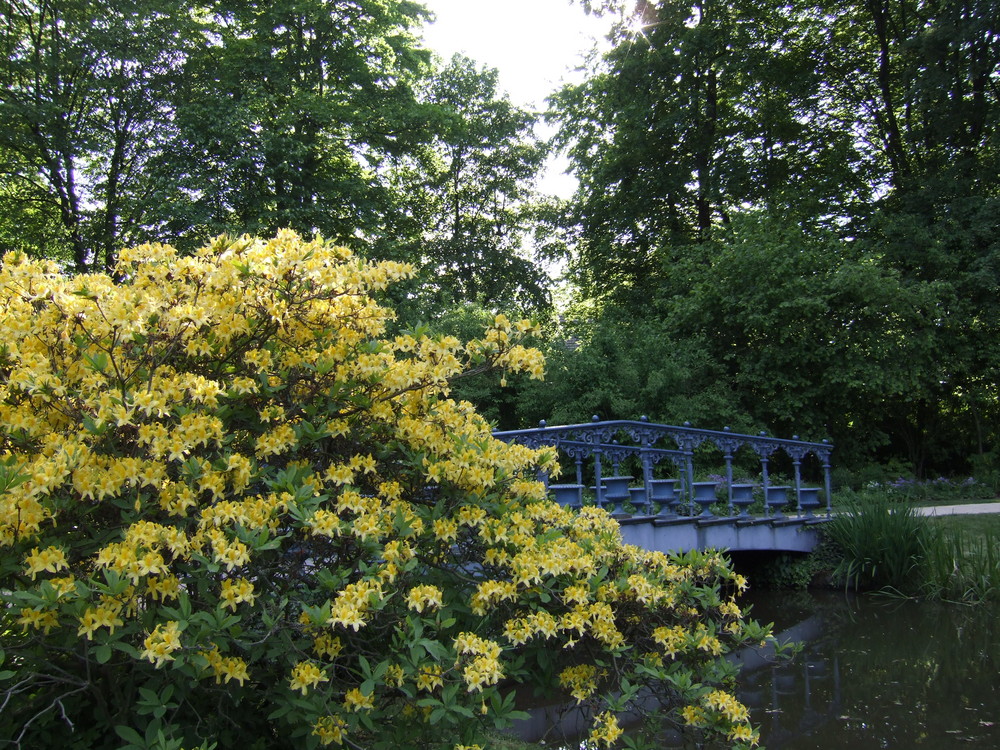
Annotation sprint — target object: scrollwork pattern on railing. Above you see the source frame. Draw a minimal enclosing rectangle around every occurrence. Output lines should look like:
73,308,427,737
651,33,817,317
493,419,835,518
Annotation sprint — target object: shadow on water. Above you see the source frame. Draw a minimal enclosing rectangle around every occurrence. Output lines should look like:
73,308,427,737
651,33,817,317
739,590,1000,749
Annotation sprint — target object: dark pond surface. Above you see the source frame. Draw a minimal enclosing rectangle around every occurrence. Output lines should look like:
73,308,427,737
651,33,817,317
739,590,1000,749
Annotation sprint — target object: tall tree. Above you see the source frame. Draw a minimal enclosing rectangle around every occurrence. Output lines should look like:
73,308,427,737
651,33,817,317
0,0,198,271
549,0,1000,472
380,54,550,316
156,0,433,250
552,0,864,300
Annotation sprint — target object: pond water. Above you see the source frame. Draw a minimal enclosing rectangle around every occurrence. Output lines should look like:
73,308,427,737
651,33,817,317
739,590,1000,749
515,590,1000,749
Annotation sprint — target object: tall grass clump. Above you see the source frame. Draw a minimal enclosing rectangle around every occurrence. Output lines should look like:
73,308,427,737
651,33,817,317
920,524,1000,602
825,492,930,592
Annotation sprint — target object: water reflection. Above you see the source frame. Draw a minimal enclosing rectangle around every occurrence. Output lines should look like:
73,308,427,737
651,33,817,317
740,591,1000,749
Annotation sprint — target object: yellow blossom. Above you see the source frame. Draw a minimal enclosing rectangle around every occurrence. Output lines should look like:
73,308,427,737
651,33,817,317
312,715,348,746
23,545,69,579
312,633,344,659
588,711,624,748
559,664,598,703
384,664,405,687
142,621,183,667
415,664,443,692
406,584,443,613
289,661,329,695
219,577,256,610
343,687,374,711
18,606,60,634
77,605,124,640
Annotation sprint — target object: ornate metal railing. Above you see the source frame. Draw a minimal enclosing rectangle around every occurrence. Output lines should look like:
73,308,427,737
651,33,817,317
493,417,834,518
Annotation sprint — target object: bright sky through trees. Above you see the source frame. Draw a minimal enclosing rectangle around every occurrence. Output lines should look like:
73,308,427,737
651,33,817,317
419,0,615,197
419,0,611,109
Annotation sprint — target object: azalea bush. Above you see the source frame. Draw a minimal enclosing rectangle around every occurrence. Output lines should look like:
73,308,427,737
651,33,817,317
0,232,771,749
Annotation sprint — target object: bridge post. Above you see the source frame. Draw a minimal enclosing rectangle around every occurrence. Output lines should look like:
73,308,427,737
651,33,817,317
640,446,654,506
789,438,807,515
716,427,742,515
752,434,779,517
593,448,605,508
760,455,772,516
673,423,705,516
821,440,833,518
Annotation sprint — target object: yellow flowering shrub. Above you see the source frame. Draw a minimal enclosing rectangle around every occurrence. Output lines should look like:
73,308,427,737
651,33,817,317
0,232,772,749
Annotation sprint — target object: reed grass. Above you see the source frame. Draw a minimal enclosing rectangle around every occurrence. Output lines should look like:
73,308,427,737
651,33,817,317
824,492,1000,601
825,492,929,592
919,522,1000,602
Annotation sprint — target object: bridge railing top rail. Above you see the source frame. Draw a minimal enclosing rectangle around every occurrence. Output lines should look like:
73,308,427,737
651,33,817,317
493,418,833,462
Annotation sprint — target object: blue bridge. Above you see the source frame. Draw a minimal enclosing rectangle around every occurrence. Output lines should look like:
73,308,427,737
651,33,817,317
493,418,834,554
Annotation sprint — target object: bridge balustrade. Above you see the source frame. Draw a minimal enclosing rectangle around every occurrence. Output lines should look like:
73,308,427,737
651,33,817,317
493,417,834,519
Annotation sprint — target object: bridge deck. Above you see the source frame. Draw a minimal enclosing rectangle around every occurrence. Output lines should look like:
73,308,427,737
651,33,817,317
616,513,829,554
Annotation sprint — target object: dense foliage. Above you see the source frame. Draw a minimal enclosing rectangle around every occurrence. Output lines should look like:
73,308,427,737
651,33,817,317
547,0,1000,475
0,0,551,318
0,234,774,749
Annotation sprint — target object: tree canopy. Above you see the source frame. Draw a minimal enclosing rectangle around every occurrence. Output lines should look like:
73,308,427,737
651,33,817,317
545,0,1000,475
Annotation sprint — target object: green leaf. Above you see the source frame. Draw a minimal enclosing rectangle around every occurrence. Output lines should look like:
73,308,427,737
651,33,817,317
94,643,113,664
114,725,144,746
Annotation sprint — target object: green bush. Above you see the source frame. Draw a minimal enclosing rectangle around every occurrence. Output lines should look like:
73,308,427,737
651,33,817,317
0,233,771,749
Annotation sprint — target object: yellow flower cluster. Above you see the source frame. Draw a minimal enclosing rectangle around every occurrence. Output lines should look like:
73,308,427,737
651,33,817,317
23,545,68,579
588,711,624,748
406,584,444,613
682,703,707,727
312,633,344,660
696,689,758,746
142,621,183,667
652,624,688,658
559,664,599,703
704,689,750,724
453,632,504,692
343,687,375,711
328,579,384,631
384,663,406,688
146,575,181,602
694,625,724,656
415,664,444,692
219,578,256,611
289,661,329,695
77,604,125,640
312,715,348,746
17,606,59,633
728,723,760,745
502,599,623,649
200,647,249,685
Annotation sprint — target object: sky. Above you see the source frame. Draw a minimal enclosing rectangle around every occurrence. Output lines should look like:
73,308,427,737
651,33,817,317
418,0,613,110
418,0,617,197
